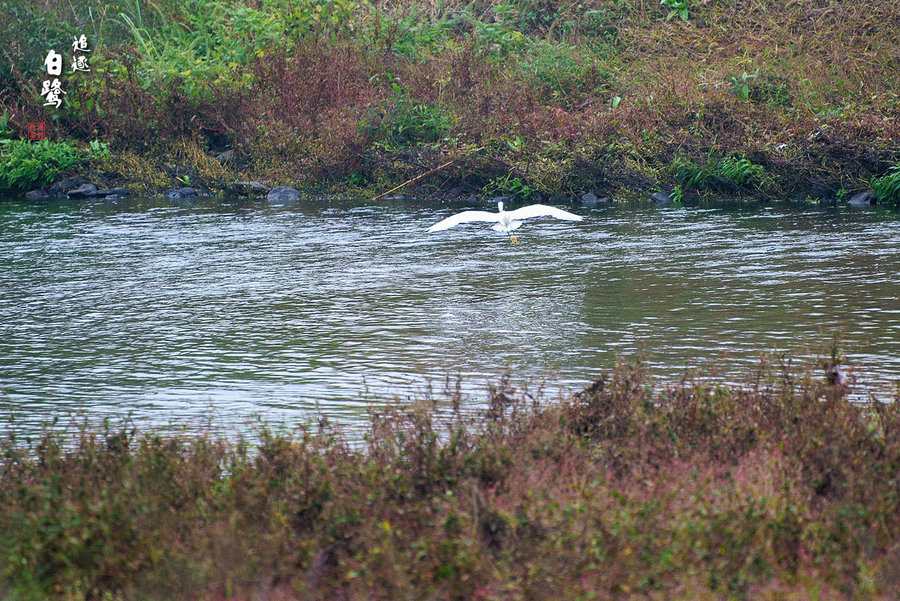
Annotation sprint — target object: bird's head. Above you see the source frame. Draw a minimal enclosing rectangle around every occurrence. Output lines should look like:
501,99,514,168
497,201,504,212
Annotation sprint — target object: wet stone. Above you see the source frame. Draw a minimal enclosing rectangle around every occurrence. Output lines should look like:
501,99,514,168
581,192,610,207
164,187,197,200
267,186,301,204
231,181,269,196
651,191,674,206
67,183,99,198
847,191,876,207
49,175,91,196
94,188,130,198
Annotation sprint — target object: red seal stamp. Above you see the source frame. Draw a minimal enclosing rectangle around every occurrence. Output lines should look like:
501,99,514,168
27,122,46,141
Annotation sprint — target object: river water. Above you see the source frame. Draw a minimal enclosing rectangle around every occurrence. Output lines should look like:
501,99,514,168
1,197,898,435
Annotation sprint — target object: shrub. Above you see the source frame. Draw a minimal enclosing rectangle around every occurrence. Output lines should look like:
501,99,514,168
0,2,77,85
115,0,286,100
0,139,83,192
871,164,900,204
517,41,613,105
718,155,765,187
0,356,898,600
673,154,768,193
362,100,452,151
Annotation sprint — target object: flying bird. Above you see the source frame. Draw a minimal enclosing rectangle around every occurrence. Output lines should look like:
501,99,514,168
426,201,583,243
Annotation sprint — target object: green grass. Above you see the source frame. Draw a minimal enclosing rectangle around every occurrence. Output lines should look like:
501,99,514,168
1,0,898,199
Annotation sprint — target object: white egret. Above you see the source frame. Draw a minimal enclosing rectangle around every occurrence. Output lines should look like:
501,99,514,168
426,201,583,243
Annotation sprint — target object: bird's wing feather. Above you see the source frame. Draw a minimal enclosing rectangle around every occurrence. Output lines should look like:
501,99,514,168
426,210,499,232
505,204,583,222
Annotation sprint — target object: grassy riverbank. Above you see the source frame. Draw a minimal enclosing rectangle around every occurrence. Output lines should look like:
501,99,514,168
1,355,898,600
1,0,899,203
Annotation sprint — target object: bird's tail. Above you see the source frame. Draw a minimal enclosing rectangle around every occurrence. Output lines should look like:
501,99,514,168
491,221,524,233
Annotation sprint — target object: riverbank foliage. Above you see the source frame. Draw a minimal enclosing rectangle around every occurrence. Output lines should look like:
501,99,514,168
1,0,899,201
1,356,898,600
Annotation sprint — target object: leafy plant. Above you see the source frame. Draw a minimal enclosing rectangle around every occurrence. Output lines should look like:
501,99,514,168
362,75,453,150
871,164,900,204
474,10,528,53
284,0,363,39
660,0,689,22
718,155,764,186
673,157,712,189
507,135,525,153
0,139,83,192
363,101,452,150
88,140,110,160
347,171,368,187
115,0,285,99
518,41,612,104
0,110,13,140
729,69,760,101
673,155,767,192
485,174,533,201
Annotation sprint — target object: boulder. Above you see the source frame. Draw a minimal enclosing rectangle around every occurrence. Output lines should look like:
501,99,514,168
164,187,197,200
651,191,674,207
581,192,610,207
67,183,99,198
231,181,269,196
462,194,479,206
846,191,876,207
49,175,91,197
25,189,49,201
94,188,130,198
267,186,301,204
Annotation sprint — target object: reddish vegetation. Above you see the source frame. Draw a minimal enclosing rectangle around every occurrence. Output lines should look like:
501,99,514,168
2,0,898,199
1,356,898,600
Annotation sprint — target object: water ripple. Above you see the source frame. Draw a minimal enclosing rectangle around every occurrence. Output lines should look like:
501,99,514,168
1,199,898,434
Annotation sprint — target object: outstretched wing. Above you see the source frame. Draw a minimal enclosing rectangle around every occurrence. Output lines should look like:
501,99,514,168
505,204,583,222
426,210,499,232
